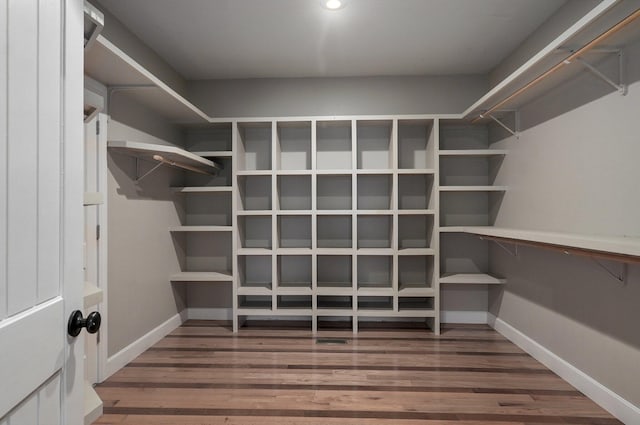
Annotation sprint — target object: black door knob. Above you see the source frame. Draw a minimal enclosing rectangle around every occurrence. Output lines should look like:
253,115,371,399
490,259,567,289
67,310,101,337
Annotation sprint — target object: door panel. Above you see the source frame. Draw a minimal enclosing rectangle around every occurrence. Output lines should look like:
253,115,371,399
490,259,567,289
0,0,81,423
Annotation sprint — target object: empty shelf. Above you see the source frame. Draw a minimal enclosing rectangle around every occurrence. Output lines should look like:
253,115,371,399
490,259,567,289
169,225,232,232
440,273,506,285
439,149,508,156
439,186,507,192
170,272,233,282
171,186,232,193
462,226,640,263
108,140,220,174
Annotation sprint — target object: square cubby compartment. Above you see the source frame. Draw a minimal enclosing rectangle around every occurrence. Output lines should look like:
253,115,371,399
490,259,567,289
277,295,312,310
398,256,434,290
237,175,271,211
277,215,311,248
238,216,272,249
317,255,352,288
357,215,392,248
358,296,393,310
398,297,434,311
440,156,499,186
184,123,232,152
439,122,489,150
317,215,352,248
317,175,352,210
398,215,434,249
398,119,435,169
277,255,311,289
277,175,311,210
357,256,392,289
238,295,272,309
237,122,272,171
238,255,272,289
357,120,392,169
181,192,231,226
357,175,392,210
277,122,311,170
317,296,353,310
184,157,232,188
398,174,434,210
317,120,352,170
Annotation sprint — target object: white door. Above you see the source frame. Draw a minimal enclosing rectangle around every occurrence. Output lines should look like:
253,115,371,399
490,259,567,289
0,1,84,424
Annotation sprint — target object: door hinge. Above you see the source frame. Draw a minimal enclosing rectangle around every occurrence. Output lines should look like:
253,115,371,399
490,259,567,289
96,225,100,240
96,119,100,135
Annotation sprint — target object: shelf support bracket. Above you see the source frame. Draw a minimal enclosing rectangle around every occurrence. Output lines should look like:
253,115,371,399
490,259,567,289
591,258,627,284
572,52,627,95
480,237,518,257
479,113,518,138
135,158,164,183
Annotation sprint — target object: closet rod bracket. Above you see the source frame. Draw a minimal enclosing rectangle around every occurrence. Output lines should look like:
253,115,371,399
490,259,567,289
479,112,519,138
480,237,518,257
591,258,627,284
135,157,164,183
571,51,627,96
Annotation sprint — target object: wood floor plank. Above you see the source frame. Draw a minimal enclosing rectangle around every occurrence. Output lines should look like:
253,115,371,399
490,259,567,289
93,322,622,425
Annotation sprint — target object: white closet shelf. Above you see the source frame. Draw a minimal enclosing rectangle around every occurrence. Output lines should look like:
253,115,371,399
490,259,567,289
170,272,233,282
439,186,507,192
236,170,273,176
171,186,232,193
357,288,394,296
398,288,436,297
317,287,353,296
83,282,103,309
276,210,312,216
84,35,210,123
236,309,274,316
356,169,394,175
108,140,220,175
440,273,506,285
356,248,394,255
397,248,436,256
462,226,640,263
275,248,313,255
397,169,436,175
398,209,436,215
439,149,508,156
237,210,273,216
439,226,469,233
191,151,233,158
237,248,273,255
169,226,233,232
276,287,312,295
276,170,313,175
237,287,272,296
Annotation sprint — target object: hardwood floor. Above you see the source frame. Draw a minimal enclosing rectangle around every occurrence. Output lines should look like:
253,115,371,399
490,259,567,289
93,321,622,425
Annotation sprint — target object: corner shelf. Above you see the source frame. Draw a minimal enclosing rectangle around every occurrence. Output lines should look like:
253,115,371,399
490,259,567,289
439,186,508,192
439,150,508,156
108,140,220,175
169,226,233,232
440,273,506,285
170,272,233,282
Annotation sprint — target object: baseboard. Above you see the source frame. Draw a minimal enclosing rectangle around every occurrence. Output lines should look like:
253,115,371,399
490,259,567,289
488,313,640,425
104,310,187,379
187,307,232,320
441,310,488,324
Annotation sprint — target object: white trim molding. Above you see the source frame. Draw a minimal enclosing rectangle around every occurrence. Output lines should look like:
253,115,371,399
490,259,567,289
488,314,640,425
104,310,187,379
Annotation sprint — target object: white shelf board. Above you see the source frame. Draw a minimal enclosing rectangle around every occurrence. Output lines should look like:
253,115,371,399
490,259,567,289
273,309,313,316
171,186,232,193
356,169,394,175
108,140,219,175
191,151,233,158
439,186,507,192
394,310,436,318
237,248,273,255
398,288,436,297
276,210,312,216
275,248,313,255
316,210,354,215
170,272,233,282
439,149,508,156
84,35,210,124
355,210,393,215
316,287,354,296
357,288,394,296
397,209,436,215
316,248,354,255
236,309,274,316
440,273,506,285
462,226,640,260
83,282,103,309
237,210,273,216
316,310,355,317
315,169,354,175
169,225,232,232
439,226,470,233
357,310,396,317
356,248,394,256
276,287,312,295
397,169,436,175
276,170,312,176
237,287,273,296
397,248,436,256
236,170,274,176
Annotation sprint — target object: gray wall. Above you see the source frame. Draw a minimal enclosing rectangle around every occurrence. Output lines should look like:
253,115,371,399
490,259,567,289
107,94,187,356
488,37,640,406
188,75,487,118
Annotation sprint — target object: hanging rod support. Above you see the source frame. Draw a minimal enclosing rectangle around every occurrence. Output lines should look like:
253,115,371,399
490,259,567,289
591,258,626,283
135,158,164,183
573,53,627,95
480,113,518,138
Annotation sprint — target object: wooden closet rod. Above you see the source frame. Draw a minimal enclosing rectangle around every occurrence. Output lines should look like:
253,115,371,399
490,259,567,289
152,154,213,175
473,7,640,122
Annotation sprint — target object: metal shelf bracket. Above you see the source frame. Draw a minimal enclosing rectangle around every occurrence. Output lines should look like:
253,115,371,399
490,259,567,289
135,158,164,183
480,236,518,257
570,51,627,95
592,258,627,284
479,111,519,138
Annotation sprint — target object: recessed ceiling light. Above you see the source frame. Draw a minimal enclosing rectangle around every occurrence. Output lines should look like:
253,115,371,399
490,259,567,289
324,0,345,10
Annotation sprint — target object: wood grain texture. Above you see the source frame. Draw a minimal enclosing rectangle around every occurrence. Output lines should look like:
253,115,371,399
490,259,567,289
93,321,622,425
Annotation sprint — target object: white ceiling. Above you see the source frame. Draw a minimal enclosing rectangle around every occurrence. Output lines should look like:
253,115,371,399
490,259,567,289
99,0,567,80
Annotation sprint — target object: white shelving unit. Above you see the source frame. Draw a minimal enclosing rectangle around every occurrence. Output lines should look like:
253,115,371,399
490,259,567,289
438,122,507,290
233,118,439,333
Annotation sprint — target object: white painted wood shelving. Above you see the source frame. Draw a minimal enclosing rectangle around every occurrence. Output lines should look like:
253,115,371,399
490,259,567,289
233,118,439,333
